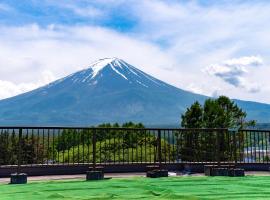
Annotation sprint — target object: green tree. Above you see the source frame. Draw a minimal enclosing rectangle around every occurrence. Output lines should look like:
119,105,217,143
180,96,255,161
203,96,255,129
181,101,203,128
180,101,203,161
182,96,255,129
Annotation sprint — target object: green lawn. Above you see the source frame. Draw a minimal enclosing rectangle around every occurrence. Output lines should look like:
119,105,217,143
1,176,270,199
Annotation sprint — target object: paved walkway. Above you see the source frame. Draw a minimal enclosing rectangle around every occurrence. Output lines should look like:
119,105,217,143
0,172,146,184
1,171,270,184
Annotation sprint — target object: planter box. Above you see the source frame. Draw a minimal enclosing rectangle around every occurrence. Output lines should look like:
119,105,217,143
146,169,168,178
204,165,213,176
211,168,229,176
205,166,244,177
86,171,104,180
204,165,236,176
228,168,245,177
10,173,27,184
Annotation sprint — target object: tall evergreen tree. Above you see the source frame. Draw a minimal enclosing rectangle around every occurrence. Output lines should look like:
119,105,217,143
181,101,203,128
182,96,255,129
180,96,255,161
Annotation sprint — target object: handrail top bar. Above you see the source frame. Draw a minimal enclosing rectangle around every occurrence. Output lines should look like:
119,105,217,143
239,129,270,132
0,126,228,131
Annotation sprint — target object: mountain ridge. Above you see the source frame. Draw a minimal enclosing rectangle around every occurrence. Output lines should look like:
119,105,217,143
0,58,269,126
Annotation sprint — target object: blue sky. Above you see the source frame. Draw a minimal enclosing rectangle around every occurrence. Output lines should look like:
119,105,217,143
0,0,270,103
0,0,137,29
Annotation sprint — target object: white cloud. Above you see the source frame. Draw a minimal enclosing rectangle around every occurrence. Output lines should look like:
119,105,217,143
204,56,262,93
225,56,263,66
186,84,205,95
0,80,35,100
0,70,55,99
57,3,104,18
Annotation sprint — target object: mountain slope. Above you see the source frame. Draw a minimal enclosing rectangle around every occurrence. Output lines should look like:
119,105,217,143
0,58,269,126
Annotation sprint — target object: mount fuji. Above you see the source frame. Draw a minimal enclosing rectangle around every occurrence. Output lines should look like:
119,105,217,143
0,58,269,126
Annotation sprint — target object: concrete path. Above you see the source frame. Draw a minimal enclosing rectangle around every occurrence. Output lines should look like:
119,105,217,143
1,171,270,184
0,172,145,184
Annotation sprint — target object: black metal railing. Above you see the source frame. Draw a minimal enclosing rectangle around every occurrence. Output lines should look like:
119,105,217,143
0,127,269,168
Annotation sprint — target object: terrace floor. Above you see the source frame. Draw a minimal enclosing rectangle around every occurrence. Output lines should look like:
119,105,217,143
1,174,270,199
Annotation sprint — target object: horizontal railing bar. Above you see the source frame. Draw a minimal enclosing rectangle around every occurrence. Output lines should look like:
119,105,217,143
239,129,270,132
0,126,228,131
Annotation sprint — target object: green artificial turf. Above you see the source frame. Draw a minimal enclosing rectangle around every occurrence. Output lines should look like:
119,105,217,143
1,176,270,199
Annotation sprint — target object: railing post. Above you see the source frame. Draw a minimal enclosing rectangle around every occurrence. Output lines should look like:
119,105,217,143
158,130,162,169
216,130,221,167
10,128,27,184
17,128,22,174
86,128,104,180
233,130,237,165
92,128,96,170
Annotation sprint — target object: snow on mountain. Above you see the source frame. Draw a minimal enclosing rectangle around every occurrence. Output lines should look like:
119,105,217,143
47,58,166,90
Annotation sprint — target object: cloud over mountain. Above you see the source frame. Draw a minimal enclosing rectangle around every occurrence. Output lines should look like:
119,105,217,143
205,56,263,93
0,70,55,99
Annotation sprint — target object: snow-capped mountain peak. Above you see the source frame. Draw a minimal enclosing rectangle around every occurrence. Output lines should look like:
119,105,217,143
88,57,139,81
62,58,166,88
89,57,119,79
46,58,167,90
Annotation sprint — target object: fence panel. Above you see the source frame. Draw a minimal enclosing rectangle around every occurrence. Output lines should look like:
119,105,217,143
0,128,20,166
240,129,270,163
2,127,270,167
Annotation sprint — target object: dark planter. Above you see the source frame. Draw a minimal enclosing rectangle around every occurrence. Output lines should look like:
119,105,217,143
10,173,27,184
211,168,229,176
86,171,104,180
146,169,168,178
183,164,192,175
204,165,213,176
228,168,245,177
228,168,235,176
204,165,236,176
